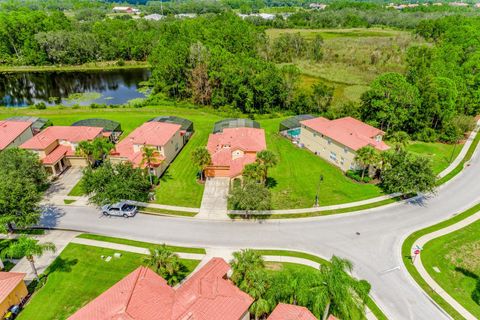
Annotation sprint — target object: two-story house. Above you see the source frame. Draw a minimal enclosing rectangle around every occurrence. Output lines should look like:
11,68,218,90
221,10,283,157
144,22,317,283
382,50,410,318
299,116,390,172
0,120,34,152
205,127,266,179
109,122,184,176
20,126,103,175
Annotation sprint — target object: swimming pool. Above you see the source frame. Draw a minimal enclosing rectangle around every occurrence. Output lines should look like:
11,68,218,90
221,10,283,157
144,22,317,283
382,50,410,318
287,128,301,137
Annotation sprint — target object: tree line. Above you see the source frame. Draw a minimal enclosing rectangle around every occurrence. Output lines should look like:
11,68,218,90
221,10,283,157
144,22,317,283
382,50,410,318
360,15,480,143
0,10,163,65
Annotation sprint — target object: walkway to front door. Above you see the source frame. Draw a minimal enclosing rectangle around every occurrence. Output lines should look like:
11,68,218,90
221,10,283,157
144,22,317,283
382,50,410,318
197,177,230,220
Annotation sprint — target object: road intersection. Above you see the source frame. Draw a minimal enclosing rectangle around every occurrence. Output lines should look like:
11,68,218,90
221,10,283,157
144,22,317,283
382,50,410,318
40,138,480,319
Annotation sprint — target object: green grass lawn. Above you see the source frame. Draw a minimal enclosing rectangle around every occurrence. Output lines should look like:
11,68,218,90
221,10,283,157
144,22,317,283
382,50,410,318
422,219,480,318
18,243,200,320
67,179,84,196
259,118,384,208
76,233,206,254
0,105,462,209
406,141,463,175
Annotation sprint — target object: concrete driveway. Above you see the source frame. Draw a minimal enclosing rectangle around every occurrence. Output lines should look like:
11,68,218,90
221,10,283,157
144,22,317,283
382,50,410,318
197,177,230,219
44,167,83,198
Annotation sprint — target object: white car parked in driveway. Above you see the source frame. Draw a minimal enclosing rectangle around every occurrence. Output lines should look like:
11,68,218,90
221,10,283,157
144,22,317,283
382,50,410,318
101,201,138,218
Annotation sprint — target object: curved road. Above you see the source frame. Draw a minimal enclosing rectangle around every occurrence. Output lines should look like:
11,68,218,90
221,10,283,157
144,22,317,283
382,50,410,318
41,145,480,320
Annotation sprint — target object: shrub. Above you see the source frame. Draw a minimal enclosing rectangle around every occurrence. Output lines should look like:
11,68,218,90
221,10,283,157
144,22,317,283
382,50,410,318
34,102,47,110
346,170,372,183
116,59,125,66
414,128,437,142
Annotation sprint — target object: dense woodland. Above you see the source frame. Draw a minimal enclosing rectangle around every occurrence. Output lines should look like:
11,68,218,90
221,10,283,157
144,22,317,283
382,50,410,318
0,1,480,142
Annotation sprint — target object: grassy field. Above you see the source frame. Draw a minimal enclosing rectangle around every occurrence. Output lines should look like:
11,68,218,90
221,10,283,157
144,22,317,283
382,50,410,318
267,28,423,107
422,220,480,317
406,141,463,175
402,203,480,320
0,105,461,209
18,243,200,320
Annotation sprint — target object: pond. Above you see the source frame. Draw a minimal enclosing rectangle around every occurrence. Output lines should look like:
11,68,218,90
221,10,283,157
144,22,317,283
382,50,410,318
0,68,151,107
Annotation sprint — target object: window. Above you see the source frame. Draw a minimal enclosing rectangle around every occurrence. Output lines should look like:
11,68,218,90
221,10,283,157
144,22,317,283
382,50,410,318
344,147,348,153
313,133,317,137
327,138,332,145
175,143,179,151
329,152,337,161
340,157,345,165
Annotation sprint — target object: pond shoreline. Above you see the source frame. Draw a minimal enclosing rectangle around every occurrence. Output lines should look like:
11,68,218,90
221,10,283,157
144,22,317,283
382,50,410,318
0,61,150,73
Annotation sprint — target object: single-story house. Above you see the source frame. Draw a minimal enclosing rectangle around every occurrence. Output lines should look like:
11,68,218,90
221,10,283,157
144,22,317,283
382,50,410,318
299,116,390,172
71,118,122,142
21,126,103,176
205,120,266,179
148,116,194,144
0,120,34,152
109,122,184,177
5,116,50,135
68,258,253,320
267,303,317,320
0,272,27,318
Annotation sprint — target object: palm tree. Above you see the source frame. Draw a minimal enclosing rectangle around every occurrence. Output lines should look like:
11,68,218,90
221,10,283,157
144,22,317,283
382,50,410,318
230,249,265,287
354,146,379,180
318,256,370,320
256,150,279,184
191,147,211,182
389,131,410,152
240,269,271,320
1,235,56,280
143,244,184,285
141,146,161,186
92,138,114,161
76,140,95,164
242,162,262,183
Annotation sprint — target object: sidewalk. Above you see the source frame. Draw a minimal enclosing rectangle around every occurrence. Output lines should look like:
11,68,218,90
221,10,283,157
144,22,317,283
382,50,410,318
10,230,79,282
412,211,480,320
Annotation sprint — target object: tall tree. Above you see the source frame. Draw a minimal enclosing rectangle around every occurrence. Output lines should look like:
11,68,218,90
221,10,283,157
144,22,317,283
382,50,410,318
76,138,113,165
360,73,421,133
141,146,161,186
2,235,56,280
381,150,437,195
354,146,379,179
255,150,279,184
242,162,263,183
311,82,334,113
82,161,151,205
319,256,370,320
0,148,47,233
191,147,211,182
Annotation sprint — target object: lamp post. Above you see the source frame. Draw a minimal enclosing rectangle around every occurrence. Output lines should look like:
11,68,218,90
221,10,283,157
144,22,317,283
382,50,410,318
314,174,324,207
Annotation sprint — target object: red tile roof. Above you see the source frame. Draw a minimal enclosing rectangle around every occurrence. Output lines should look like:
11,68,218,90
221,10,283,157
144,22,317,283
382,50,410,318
21,126,102,150
0,272,26,303
42,145,72,165
110,122,180,168
207,128,266,177
267,303,317,320
300,117,390,151
69,258,253,320
0,121,32,150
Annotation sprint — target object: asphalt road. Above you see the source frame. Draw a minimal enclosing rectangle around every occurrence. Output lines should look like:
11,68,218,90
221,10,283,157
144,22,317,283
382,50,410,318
41,146,480,320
